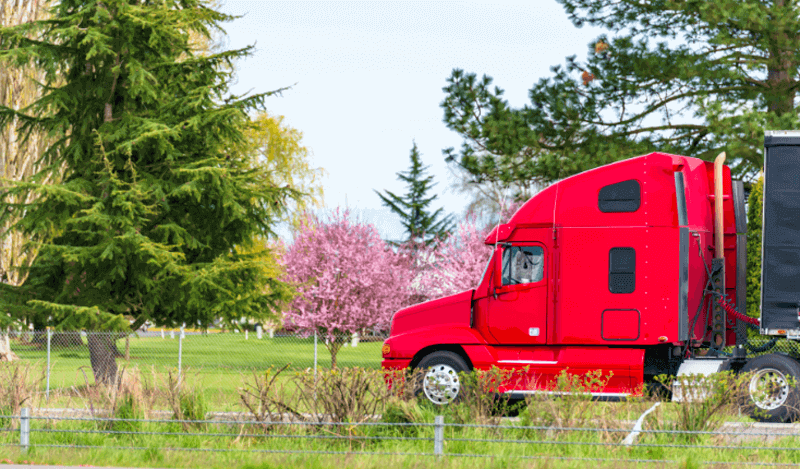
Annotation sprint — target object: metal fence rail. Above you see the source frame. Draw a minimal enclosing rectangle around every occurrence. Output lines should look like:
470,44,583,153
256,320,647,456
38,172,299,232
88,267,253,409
4,411,800,466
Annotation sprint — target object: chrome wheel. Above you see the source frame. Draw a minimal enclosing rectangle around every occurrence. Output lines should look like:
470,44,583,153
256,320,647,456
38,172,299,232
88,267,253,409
749,367,790,411
423,364,460,405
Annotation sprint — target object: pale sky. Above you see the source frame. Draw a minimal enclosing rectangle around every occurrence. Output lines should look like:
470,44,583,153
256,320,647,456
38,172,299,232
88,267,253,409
218,0,604,240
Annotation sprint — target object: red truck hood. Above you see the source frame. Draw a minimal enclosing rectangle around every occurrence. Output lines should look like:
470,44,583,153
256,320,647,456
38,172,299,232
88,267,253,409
390,290,473,337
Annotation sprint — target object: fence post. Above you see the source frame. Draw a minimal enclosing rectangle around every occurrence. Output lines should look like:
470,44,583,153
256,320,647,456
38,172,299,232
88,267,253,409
46,330,52,402
178,324,184,384
20,407,29,453
313,331,318,381
434,415,444,457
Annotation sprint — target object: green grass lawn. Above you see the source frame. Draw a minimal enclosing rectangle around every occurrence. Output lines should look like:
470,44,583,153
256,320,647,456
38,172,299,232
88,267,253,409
0,413,796,469
10,333,383,409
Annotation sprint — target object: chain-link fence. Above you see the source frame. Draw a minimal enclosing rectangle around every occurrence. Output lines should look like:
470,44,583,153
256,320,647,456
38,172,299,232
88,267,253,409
4,328,386,403
742,335,800,357
6,327,800,408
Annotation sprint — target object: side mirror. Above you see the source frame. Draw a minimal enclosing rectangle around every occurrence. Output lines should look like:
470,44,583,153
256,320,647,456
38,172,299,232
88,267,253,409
493,246,503,298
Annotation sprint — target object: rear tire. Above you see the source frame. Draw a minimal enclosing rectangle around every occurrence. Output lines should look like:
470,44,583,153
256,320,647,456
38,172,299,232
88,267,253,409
415,351,470,405
740,353,800,422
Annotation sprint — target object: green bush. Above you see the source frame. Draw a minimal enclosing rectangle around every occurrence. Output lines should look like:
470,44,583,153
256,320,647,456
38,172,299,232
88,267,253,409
381,397,424,436
113,394,144,433
179,388,207,423
522,369,614,430
746,175,763,319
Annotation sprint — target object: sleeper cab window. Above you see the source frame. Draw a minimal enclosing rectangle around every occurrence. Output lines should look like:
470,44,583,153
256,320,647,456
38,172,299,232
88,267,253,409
502,246,544,286
598,180,641,213
609,247,635,294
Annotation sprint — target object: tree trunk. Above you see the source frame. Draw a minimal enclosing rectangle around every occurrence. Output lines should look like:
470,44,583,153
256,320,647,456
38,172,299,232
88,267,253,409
87,333,118,385
0,332,18,362
766,0,796,116
766,62,795,115
326,336,344,369
111,333,124,357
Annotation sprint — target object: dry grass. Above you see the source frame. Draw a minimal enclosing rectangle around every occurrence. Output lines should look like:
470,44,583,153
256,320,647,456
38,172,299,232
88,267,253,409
0,361,46,428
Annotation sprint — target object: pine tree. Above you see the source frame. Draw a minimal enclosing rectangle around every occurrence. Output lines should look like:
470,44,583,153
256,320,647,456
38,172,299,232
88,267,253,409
375,142,454,247
0,0,298,383
442,0,800,191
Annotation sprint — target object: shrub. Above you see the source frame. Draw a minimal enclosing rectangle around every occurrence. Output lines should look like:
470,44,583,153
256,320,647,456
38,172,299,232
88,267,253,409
442,367,523,426
165,370,207,431
649,371,748,442
113,394,144,433
0,362,44,429
293,367,390,425
239,365,302,431
72,367,147,432
381,397,424,436
522,369,614,431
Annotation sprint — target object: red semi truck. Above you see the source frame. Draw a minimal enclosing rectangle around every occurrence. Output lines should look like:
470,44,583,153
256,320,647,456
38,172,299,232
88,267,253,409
381,131,800,421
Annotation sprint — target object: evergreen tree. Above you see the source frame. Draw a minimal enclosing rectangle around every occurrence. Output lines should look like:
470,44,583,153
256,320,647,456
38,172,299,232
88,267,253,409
442,0,800,191
375,142,454,247
0,0,297,383
746,175,764,319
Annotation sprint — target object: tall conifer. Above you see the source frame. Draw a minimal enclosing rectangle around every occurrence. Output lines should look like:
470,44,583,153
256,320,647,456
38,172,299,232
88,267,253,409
0,0,297,382
376,142,453,248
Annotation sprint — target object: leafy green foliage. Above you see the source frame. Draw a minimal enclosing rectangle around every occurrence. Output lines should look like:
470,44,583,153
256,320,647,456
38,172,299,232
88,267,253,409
652,372,748,442
375,142,453,247
244,112,324,224
746,175,764,318
442,0,800,193
0,0,298,331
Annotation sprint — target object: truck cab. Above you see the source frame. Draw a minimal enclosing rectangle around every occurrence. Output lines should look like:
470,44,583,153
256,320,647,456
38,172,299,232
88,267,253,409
382,151,749,404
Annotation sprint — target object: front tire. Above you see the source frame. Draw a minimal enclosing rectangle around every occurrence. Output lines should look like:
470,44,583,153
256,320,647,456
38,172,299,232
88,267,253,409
415,351,470,405
741,353,800,422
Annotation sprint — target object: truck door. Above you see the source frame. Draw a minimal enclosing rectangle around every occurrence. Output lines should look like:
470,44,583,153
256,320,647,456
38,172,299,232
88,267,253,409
487,243,548,344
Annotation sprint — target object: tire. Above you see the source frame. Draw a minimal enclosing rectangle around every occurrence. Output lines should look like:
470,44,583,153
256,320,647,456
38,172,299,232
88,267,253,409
740,353,800,423
415,351,470,405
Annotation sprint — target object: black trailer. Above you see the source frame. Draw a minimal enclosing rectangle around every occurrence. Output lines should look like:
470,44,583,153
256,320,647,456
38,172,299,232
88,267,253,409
761,131,800,336
672,132,800,422
731,131,800,422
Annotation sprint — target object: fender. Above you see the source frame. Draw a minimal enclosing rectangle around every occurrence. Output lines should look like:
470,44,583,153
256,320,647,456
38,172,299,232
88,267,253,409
384,325,487,360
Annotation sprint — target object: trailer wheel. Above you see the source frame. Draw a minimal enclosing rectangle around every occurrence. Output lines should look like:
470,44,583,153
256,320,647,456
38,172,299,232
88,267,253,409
415,351,470,405
740,354,800,422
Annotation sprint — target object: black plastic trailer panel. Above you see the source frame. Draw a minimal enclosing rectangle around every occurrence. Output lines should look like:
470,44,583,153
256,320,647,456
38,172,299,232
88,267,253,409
762,131,800,335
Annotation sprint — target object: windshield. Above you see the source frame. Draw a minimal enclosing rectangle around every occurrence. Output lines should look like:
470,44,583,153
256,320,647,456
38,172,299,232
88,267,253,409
479,253,493,287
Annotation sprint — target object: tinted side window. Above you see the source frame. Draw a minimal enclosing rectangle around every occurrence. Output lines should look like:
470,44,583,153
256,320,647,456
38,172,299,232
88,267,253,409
599,180,641,213
609,248,635,293
502,246,544,285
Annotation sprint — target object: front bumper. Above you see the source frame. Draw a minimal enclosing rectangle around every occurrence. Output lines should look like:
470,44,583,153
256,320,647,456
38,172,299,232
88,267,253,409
381,358,412,370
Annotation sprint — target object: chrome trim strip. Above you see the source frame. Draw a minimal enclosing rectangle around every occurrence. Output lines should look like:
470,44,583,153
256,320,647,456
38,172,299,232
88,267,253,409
496,360,558,365
503,390,630,397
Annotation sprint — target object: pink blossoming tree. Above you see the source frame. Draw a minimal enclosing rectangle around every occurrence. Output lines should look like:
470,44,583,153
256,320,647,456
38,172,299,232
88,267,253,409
415,198,525,300
282,210,412,368
416,215,493,299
